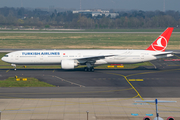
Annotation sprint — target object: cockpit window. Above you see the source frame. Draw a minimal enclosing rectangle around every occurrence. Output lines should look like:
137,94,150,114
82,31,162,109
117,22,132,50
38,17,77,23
4,55,8,57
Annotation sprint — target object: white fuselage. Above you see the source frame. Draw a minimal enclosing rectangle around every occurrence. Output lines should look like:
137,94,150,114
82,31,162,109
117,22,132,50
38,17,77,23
1,49,173,66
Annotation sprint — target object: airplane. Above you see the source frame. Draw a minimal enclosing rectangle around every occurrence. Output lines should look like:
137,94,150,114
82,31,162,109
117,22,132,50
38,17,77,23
135,99,176,120
1,27,174,72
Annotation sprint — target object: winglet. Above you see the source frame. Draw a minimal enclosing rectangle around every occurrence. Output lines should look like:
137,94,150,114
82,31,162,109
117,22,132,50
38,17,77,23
146,27,174,52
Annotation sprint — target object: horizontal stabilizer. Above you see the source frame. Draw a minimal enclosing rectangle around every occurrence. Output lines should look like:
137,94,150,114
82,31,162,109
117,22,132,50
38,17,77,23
135,100,176,103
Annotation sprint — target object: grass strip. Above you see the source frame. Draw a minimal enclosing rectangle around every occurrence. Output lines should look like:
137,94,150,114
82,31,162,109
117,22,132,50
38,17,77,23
0,32,179,49
0,77,55,87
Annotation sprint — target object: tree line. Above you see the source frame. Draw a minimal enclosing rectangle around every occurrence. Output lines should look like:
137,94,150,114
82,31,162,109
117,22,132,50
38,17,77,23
0,7,180,29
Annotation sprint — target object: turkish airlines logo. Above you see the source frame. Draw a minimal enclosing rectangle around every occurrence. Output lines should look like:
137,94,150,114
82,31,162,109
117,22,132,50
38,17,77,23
151,36,167,51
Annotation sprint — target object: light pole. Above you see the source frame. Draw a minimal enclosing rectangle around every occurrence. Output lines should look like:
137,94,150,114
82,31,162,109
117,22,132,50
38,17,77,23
0,111,1,120
86,111,89,120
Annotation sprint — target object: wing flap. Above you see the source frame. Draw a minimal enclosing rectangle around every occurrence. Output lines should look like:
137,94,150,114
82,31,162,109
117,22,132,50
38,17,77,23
77,55,115,61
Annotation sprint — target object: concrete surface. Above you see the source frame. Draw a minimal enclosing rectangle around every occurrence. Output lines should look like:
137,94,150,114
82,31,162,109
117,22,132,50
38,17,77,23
0,98,180,120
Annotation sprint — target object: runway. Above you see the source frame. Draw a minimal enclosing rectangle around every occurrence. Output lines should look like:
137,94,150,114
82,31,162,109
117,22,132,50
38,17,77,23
0,52,180,99
1,68,180,120
1,65,180,98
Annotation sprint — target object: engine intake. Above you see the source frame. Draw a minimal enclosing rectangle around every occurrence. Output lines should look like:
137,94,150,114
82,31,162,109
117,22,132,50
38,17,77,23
61,59,77,69
167,116,175,120
143,116,151,120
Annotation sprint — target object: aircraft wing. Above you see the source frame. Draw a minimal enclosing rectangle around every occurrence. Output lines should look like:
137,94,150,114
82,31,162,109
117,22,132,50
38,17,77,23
77,55,115,61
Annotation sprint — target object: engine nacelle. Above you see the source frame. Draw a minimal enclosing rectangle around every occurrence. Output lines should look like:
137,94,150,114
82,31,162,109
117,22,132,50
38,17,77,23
167,116,175,120
143,116,151,120
61,59,77,69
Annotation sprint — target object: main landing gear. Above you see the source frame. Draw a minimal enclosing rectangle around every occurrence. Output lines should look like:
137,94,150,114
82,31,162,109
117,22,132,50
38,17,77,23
84,67,94,72
84,63,94,72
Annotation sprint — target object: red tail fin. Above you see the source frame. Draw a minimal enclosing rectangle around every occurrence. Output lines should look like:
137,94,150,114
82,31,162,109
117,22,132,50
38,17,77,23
146,27,174,52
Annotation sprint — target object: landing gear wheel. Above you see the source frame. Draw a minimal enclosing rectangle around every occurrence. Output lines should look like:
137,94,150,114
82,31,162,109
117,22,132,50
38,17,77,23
84,67,88,72
84,67,94,72
91,67,94,72
11,64,17,71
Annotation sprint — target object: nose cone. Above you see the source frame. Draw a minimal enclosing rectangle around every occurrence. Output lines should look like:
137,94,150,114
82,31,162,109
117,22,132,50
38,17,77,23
1,57,8,63
1,57,5,62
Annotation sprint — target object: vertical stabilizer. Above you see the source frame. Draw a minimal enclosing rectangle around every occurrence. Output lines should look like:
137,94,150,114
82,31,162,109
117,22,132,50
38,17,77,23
146,27,174,52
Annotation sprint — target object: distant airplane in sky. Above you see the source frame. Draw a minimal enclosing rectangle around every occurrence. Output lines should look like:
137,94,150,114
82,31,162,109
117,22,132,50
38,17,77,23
1,27,174,71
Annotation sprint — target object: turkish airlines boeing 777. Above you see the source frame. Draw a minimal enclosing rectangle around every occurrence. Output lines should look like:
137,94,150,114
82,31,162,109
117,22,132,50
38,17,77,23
1,27,174,71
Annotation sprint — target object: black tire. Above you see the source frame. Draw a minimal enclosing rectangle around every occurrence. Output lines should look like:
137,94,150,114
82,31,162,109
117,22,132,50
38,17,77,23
91,67,94,72
84,67,88,72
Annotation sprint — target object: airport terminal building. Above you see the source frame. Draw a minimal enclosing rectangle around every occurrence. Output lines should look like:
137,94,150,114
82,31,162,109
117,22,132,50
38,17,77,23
72,9,119,18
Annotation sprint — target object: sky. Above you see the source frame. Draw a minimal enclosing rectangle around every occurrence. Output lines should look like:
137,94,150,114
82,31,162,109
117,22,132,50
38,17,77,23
0,0,180,11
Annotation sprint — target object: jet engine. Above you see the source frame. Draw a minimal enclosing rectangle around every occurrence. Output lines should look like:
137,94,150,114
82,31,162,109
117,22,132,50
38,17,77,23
167,116,175,120
61,59,77,69
143,116,151,120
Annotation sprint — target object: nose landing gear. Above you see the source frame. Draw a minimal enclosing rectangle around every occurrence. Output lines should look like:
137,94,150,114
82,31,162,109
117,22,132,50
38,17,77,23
11,64,16,70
